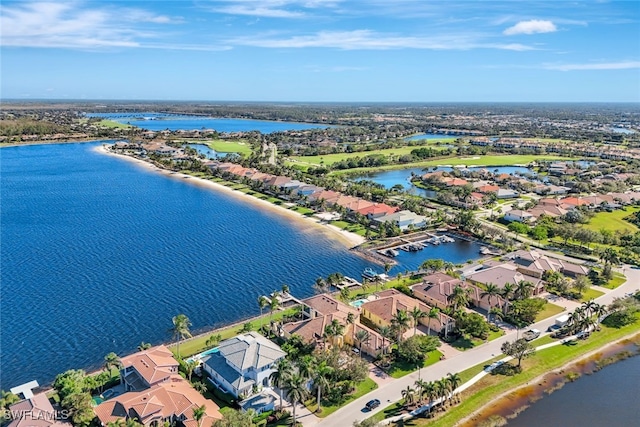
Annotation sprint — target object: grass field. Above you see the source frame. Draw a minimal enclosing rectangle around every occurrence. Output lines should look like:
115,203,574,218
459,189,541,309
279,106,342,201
322,154,576,176
97,119,131,129
583,206,640,234
387,350,443,378
604,272,627,289
534,302,565,323
287,145,450,168
205,139,253,155
450,329,505,351
579,287,605,302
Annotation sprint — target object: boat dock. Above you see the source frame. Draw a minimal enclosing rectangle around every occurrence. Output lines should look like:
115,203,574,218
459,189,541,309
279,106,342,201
376,233,457,257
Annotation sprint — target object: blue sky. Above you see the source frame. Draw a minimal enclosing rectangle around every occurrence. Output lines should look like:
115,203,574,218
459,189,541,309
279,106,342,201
1,0,639,102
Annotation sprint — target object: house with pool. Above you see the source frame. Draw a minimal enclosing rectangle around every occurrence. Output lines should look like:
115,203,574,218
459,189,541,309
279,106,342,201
202,332,286,401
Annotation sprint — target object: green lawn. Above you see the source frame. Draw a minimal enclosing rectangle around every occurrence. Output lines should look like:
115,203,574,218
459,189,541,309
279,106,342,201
401,318,640,427
604,272,627,289
449,329,505,351
198,139,253,155
387,350,443,378
287,145,450,167
305,377,378,417
329,220,369,236
535,302,565,322
529,334,556,347
579,287,605,302
583,206,640,234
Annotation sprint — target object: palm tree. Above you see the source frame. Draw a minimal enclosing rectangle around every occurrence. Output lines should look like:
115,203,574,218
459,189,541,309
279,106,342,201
323,319,345,348
354,330,370,358
435,379,449,410
298,355,315,380
312,361,333,412
103,352,122,374
137,342,151,351
258,296,269,331
414,379,428,405
423,381,437,414
281,283,290,295
427,307,440,336
170,314,192,359
410,306,426,336
313,277,328,294
480,283,501,320
346,312,356,342
192,404,206,427
593,303,607,329
268,292,280,331
501,282,515,301
446,373,462,404
515,280,534,300
582,300,598,318
401,386,416,408
600,247,620,266
379,325,393,354
283,373,309,426
184,359,198,381
270,358,292,410
447,285,471,313
391,310,411,342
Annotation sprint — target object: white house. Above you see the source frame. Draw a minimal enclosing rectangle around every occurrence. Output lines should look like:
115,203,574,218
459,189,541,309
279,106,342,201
373,210,427,231
504,209,534,223
202,332,286,400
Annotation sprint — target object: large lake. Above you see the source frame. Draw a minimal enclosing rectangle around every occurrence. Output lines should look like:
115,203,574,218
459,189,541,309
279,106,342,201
86,113,333,133
0,142,480,388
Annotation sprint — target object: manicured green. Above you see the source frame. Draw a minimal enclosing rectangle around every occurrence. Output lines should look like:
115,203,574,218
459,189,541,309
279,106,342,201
604,273,627,289
329,220,369,236
529,335,556,347
388,350,444,378
583,206,640,234
97,119,131,129
305,377,378,417
534,302,565,322
204,139,253,155
287,145,450,167
579,287,605,302
449,329,505,351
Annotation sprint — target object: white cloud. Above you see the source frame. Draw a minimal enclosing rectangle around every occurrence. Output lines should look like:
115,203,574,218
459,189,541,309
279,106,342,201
211,0,342,18
0,1,181,49
229,29,536,51
504,20,557,35
544,61,640,71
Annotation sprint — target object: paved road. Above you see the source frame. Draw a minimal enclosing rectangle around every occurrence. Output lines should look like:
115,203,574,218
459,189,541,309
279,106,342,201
314,266,640,427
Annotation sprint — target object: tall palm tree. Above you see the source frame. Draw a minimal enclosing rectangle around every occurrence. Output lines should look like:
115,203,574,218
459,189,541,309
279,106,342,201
446,373,462,404
435,379,449,410
258,296,269,331
582,300,598,318
137,342,151,351
401,386,416,408
480,283,501,320
515,280,534,300
414,379,428,405
354,330,370,358
281,284,290,295
269,358,292,410
298,355,315,380
192,404,206,427
423,381,437,414
312,361,333,412
268,292,280,331
283,373,309,426
170,314,192,359
427,307,440,336
346,312,356,342
600,247,620,266
103,352,122,374
410,306,426,336
447,285,471,313
379,325,393,354
501,282,515,302
593,303,607,329
391,310,411,342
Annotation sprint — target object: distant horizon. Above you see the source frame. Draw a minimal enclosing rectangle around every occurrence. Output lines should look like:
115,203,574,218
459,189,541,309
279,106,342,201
1,1,638,102
2,99,639,106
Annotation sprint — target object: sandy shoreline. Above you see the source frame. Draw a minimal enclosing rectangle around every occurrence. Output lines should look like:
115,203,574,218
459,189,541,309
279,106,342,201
456,331,640,426
94,145,365,249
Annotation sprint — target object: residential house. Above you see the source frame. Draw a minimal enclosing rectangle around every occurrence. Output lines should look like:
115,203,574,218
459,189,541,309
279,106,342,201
95,377,222,427
504,209,534,223
507,249,589,278
496,189,519,199
465,263,544,295
373,210,428,231
120,345,179,392
8,393,71,427
202,332,286,399
412,273,506,313
360,289,454,337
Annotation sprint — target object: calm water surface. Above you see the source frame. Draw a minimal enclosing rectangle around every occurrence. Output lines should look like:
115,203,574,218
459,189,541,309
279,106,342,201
0,142,370,388
86,113,333,133
508,355,640,426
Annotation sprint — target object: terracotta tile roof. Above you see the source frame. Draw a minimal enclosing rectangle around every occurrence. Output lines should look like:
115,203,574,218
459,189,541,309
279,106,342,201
94,377,222,427
120,345,178,388
357,203,398,216
8,394,70,427
303,294,358,318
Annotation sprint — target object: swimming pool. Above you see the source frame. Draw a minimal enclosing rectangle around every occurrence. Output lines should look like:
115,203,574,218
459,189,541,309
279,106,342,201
200,347,219,356
350,299,368,308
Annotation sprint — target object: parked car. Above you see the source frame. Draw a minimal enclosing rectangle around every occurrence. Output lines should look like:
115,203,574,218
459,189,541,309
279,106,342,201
522,329,541,341
366,399,381,410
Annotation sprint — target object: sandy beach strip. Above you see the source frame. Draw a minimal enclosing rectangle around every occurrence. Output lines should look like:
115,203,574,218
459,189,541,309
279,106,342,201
94,145,365,248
